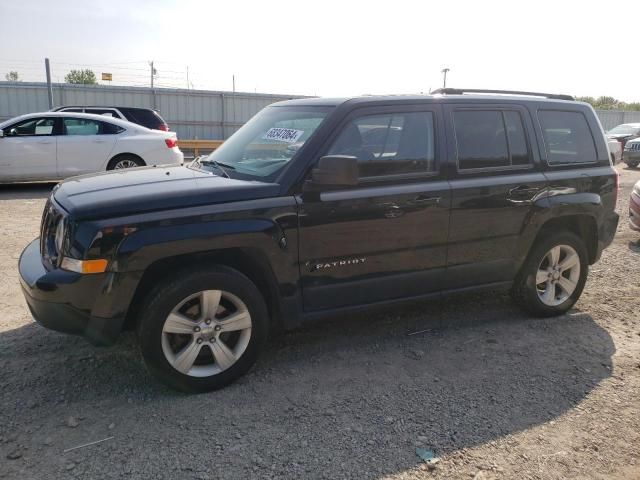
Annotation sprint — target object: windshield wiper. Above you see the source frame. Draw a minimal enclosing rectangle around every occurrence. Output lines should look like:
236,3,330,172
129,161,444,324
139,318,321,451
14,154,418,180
195,158,235,178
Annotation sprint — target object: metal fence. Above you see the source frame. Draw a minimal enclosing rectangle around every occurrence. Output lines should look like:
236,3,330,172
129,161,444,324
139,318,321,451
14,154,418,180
1,81,639,137
0,81,305,140
595,110,640,131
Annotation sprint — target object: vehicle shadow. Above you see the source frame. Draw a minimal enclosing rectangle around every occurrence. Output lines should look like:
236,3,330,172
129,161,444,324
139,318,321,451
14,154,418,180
0,182,56,200
629,239,640,253
0,292,614,478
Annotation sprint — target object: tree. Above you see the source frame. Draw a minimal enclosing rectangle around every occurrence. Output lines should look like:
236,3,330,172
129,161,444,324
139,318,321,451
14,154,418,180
64,69,97,85
4,71,20,81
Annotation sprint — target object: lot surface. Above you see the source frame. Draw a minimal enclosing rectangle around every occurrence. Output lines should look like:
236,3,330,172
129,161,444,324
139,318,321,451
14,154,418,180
1,166,639,480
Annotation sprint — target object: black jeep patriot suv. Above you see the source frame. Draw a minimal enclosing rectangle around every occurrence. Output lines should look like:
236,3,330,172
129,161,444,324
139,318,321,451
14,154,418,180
19,88,619,392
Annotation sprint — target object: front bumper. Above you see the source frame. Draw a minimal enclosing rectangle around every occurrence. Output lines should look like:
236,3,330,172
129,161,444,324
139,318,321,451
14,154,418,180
19,238,133,345
623,150,640,165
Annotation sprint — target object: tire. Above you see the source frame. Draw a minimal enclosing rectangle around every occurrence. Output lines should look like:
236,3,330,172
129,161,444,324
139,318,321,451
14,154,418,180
107,155,145,170
137,265,269,392
511,231,588,317
627,162,639,169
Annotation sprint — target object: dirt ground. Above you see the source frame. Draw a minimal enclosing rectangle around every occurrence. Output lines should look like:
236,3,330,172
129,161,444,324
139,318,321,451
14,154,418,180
0,166,639,480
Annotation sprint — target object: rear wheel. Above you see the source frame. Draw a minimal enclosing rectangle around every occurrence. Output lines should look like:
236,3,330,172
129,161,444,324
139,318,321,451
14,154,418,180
107,155,145,170
137,266,269,392
512,231,588,317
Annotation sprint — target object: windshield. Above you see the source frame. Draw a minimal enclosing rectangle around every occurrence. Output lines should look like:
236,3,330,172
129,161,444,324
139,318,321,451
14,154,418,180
608,124,640,135
197,106,332,179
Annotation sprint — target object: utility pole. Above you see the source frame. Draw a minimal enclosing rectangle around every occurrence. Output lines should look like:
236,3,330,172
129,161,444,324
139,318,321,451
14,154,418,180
186,66,190,90
45,58,53,109
441,68,450,88
149,60,155,88
232,74,235,93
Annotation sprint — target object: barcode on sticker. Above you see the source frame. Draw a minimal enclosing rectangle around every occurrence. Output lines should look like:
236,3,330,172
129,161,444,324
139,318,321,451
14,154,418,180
263,128,304,143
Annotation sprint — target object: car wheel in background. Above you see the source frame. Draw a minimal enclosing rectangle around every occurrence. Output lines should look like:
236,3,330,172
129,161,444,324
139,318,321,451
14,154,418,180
107,155,145,170
137,266,269,392
511,231,588,317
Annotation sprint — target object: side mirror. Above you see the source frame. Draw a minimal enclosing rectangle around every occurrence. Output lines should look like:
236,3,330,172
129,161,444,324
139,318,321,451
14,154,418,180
311,155,359,186
0,129,3,138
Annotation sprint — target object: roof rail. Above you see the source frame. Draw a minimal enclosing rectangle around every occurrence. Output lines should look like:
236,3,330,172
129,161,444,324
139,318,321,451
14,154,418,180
431,88,574,101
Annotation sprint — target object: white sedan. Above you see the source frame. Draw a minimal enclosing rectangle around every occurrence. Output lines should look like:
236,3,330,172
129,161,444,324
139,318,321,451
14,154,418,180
0,112,183,182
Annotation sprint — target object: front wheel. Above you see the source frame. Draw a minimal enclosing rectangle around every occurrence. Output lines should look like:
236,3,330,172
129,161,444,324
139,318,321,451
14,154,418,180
512,231,588,317
137,266,269,392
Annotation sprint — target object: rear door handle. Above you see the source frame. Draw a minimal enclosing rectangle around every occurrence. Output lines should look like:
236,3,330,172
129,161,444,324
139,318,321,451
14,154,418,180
92,139,107,143
411,195,441,206
37,140,53,144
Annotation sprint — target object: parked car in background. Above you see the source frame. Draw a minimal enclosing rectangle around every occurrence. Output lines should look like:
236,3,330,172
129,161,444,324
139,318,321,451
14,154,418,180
19,89,619,392
624,138,640,168
0,112,183,182
630,180,640,231
53,106,169,131
608,138,622,164
607,123,640,150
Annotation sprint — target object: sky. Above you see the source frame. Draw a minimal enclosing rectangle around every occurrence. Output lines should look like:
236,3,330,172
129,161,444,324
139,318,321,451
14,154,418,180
0,0,638,101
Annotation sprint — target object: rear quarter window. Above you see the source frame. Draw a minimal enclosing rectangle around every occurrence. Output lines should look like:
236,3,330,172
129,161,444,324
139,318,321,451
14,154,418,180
538,110,597,165
122,109,166,127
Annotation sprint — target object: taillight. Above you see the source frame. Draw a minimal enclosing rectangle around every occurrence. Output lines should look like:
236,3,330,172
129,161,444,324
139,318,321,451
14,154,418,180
157,124,169,131
165,138,177,148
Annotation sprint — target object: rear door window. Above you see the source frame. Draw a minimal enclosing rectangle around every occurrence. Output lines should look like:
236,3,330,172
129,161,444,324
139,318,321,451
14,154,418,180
453,110,530,170
538,110,597,164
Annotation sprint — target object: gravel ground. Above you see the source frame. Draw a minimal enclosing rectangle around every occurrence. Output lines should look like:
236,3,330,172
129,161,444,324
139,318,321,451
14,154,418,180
1,166,639,480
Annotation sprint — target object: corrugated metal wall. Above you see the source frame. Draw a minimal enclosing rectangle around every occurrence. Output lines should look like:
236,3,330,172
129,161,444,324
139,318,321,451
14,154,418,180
595,110,640,131
0,82,305,140
2,81,639,137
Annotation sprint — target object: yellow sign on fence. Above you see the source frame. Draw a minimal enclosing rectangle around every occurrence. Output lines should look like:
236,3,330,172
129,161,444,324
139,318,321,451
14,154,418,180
101,73,112,81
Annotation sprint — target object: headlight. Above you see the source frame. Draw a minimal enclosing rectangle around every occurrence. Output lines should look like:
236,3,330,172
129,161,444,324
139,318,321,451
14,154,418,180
54,219,66,254
633,182,640,196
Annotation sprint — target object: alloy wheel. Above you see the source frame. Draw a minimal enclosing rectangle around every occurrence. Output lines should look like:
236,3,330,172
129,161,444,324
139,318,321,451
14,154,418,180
113,159,139,169
161,290,252,377
535,244,581,307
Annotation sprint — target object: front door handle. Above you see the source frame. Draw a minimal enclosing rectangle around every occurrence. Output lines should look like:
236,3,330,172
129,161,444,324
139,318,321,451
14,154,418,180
37,140,53,144
92,139,107,143
508,185,539,196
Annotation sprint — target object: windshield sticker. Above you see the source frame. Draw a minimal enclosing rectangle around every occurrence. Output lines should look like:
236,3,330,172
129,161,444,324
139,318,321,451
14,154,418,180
263,128,304,143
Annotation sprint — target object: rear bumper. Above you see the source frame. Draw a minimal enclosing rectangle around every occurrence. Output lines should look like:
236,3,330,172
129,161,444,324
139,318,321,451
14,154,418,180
19,238,133,346
594,211,619,262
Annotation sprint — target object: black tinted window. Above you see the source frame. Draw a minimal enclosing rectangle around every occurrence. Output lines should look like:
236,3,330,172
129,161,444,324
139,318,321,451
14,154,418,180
454,110,531,169
454,111,509,169
101,122,124,134
328,111,436,178
122,108,165,127
539,110,597,164
505,111,529,165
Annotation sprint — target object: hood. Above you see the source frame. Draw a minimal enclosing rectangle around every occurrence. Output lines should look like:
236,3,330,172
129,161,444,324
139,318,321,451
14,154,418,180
607,133,634,139
53,164,280,220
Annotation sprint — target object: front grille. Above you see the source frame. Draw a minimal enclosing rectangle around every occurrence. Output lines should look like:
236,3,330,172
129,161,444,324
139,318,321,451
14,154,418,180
626,142,640,151
40,199,64,270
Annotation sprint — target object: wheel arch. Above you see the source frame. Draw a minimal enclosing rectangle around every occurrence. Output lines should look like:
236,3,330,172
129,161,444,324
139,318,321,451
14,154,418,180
532,214,599,264
123,248,282,331
106,152,145,170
